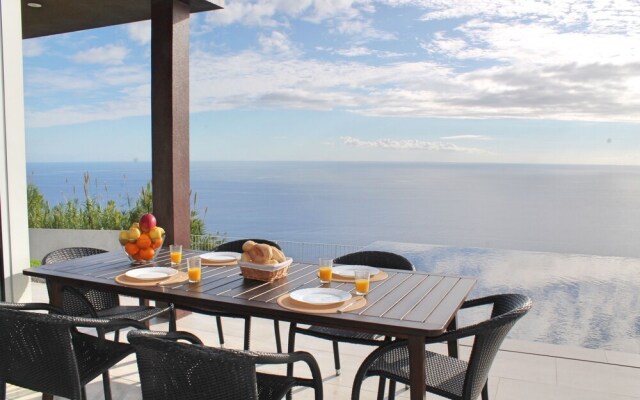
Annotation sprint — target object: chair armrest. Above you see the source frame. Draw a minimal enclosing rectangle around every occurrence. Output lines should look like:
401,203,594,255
68,316,147,331
0,302,64,314
127,329,204,345
255,351,323,395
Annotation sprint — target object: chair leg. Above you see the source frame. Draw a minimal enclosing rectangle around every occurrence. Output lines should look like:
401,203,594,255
388,380,397,400
215,316,225,347
102,370,112,400
482,381,489,400
114,329,120,343
42,394,53,400
332,340,341,375
0,382,5,400
376,377,386,400
274,319,282,353
243,317,252,350
82,385,88,400
286,323,297,400
168,306,177,332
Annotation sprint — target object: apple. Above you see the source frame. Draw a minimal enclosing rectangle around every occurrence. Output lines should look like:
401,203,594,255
139,213,157,233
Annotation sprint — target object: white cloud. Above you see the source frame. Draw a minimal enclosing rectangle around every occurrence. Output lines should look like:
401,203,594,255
23,0,640,128
126,21,151,45
334,46,406,58
340,136,491,154
440,135,492,140
72,45,129,65
258,31,296,54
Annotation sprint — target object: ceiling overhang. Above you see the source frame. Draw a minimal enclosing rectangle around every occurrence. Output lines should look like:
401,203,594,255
22,0,223,39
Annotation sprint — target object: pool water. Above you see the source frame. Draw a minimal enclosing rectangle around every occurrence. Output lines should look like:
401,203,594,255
367,241,640,353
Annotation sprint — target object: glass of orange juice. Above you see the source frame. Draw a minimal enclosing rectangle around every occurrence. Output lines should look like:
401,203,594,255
318,258,333,283
170,244,182,266
354,270,370,295
187,256,201,283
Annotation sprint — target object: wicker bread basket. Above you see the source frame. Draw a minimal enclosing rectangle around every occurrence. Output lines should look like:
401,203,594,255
239,258,293,282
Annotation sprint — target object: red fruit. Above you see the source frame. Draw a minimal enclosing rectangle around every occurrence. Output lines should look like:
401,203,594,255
139,213,157,233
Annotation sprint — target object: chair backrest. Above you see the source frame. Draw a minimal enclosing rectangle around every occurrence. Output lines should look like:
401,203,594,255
0,307,83,399
128,331,260,400
41,247,107,265
334,251,414,271
214,238,281,253
42,247,117,314
463,294,531,400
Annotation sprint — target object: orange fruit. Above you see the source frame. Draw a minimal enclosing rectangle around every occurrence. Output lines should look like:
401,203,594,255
136,233,152,249
152,238,163,249
139,247,155,260
132,252,144,261
124,242,139,256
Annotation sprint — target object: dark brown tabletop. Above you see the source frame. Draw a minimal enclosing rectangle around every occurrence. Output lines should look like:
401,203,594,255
24,248,476,400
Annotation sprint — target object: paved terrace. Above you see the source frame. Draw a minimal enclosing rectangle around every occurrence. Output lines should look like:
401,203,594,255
7,282,640,400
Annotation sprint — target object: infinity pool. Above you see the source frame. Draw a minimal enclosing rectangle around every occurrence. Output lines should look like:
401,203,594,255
365,241,640,353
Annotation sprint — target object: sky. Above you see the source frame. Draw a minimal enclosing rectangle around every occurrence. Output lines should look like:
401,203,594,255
22,0,640,165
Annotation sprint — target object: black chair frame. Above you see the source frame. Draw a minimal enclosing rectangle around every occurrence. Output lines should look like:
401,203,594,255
128,329,323,400
351,293,532,400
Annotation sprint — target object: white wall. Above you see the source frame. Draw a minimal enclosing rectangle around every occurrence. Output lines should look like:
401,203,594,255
1,2,32,302
30,229,122,263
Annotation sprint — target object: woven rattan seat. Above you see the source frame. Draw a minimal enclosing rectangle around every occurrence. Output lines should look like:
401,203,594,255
351,294,532,400
181,238,283,351
128,329,323,400
0,302,144,400
288,251,414,376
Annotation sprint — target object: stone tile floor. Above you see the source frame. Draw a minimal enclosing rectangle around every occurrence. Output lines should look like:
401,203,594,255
7,290,640,400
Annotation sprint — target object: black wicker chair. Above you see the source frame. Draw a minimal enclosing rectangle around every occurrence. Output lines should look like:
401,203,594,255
42,247,177,342
351,293,532,400
288,251,414,376
128,329,323,400
181,239,283,351
0,302,145,400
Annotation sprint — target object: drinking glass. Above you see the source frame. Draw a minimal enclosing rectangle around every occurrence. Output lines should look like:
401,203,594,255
318,257,333,283
354,270,370,295
187,256,202,283
170,244,182,266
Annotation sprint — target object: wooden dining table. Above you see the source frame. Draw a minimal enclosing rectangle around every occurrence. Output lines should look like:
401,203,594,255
24,248,476,400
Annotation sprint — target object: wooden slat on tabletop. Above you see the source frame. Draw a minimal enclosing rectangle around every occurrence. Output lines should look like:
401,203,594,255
402,276,460,323
424,278,476,326
363,273,430,317
373,274,445,320
236,266,325,302
222,263,318,298
49,251,125,274
355,272,412,316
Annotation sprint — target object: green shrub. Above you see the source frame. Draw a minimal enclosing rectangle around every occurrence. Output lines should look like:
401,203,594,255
27,173,219,247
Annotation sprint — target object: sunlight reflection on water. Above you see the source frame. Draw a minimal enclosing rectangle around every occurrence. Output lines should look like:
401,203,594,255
366,241,640,353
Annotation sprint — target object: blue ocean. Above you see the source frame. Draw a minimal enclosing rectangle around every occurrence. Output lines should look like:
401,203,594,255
26,161,640,352
26,161,640,258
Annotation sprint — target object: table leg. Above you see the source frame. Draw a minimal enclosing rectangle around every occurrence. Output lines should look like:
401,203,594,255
408,335,426,400
447,316,459,358
45,280,63,308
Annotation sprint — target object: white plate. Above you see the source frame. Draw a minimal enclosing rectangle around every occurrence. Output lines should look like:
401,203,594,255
333,265,380,278
125,267,178,281
200,251,241,263
290,288,351,306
